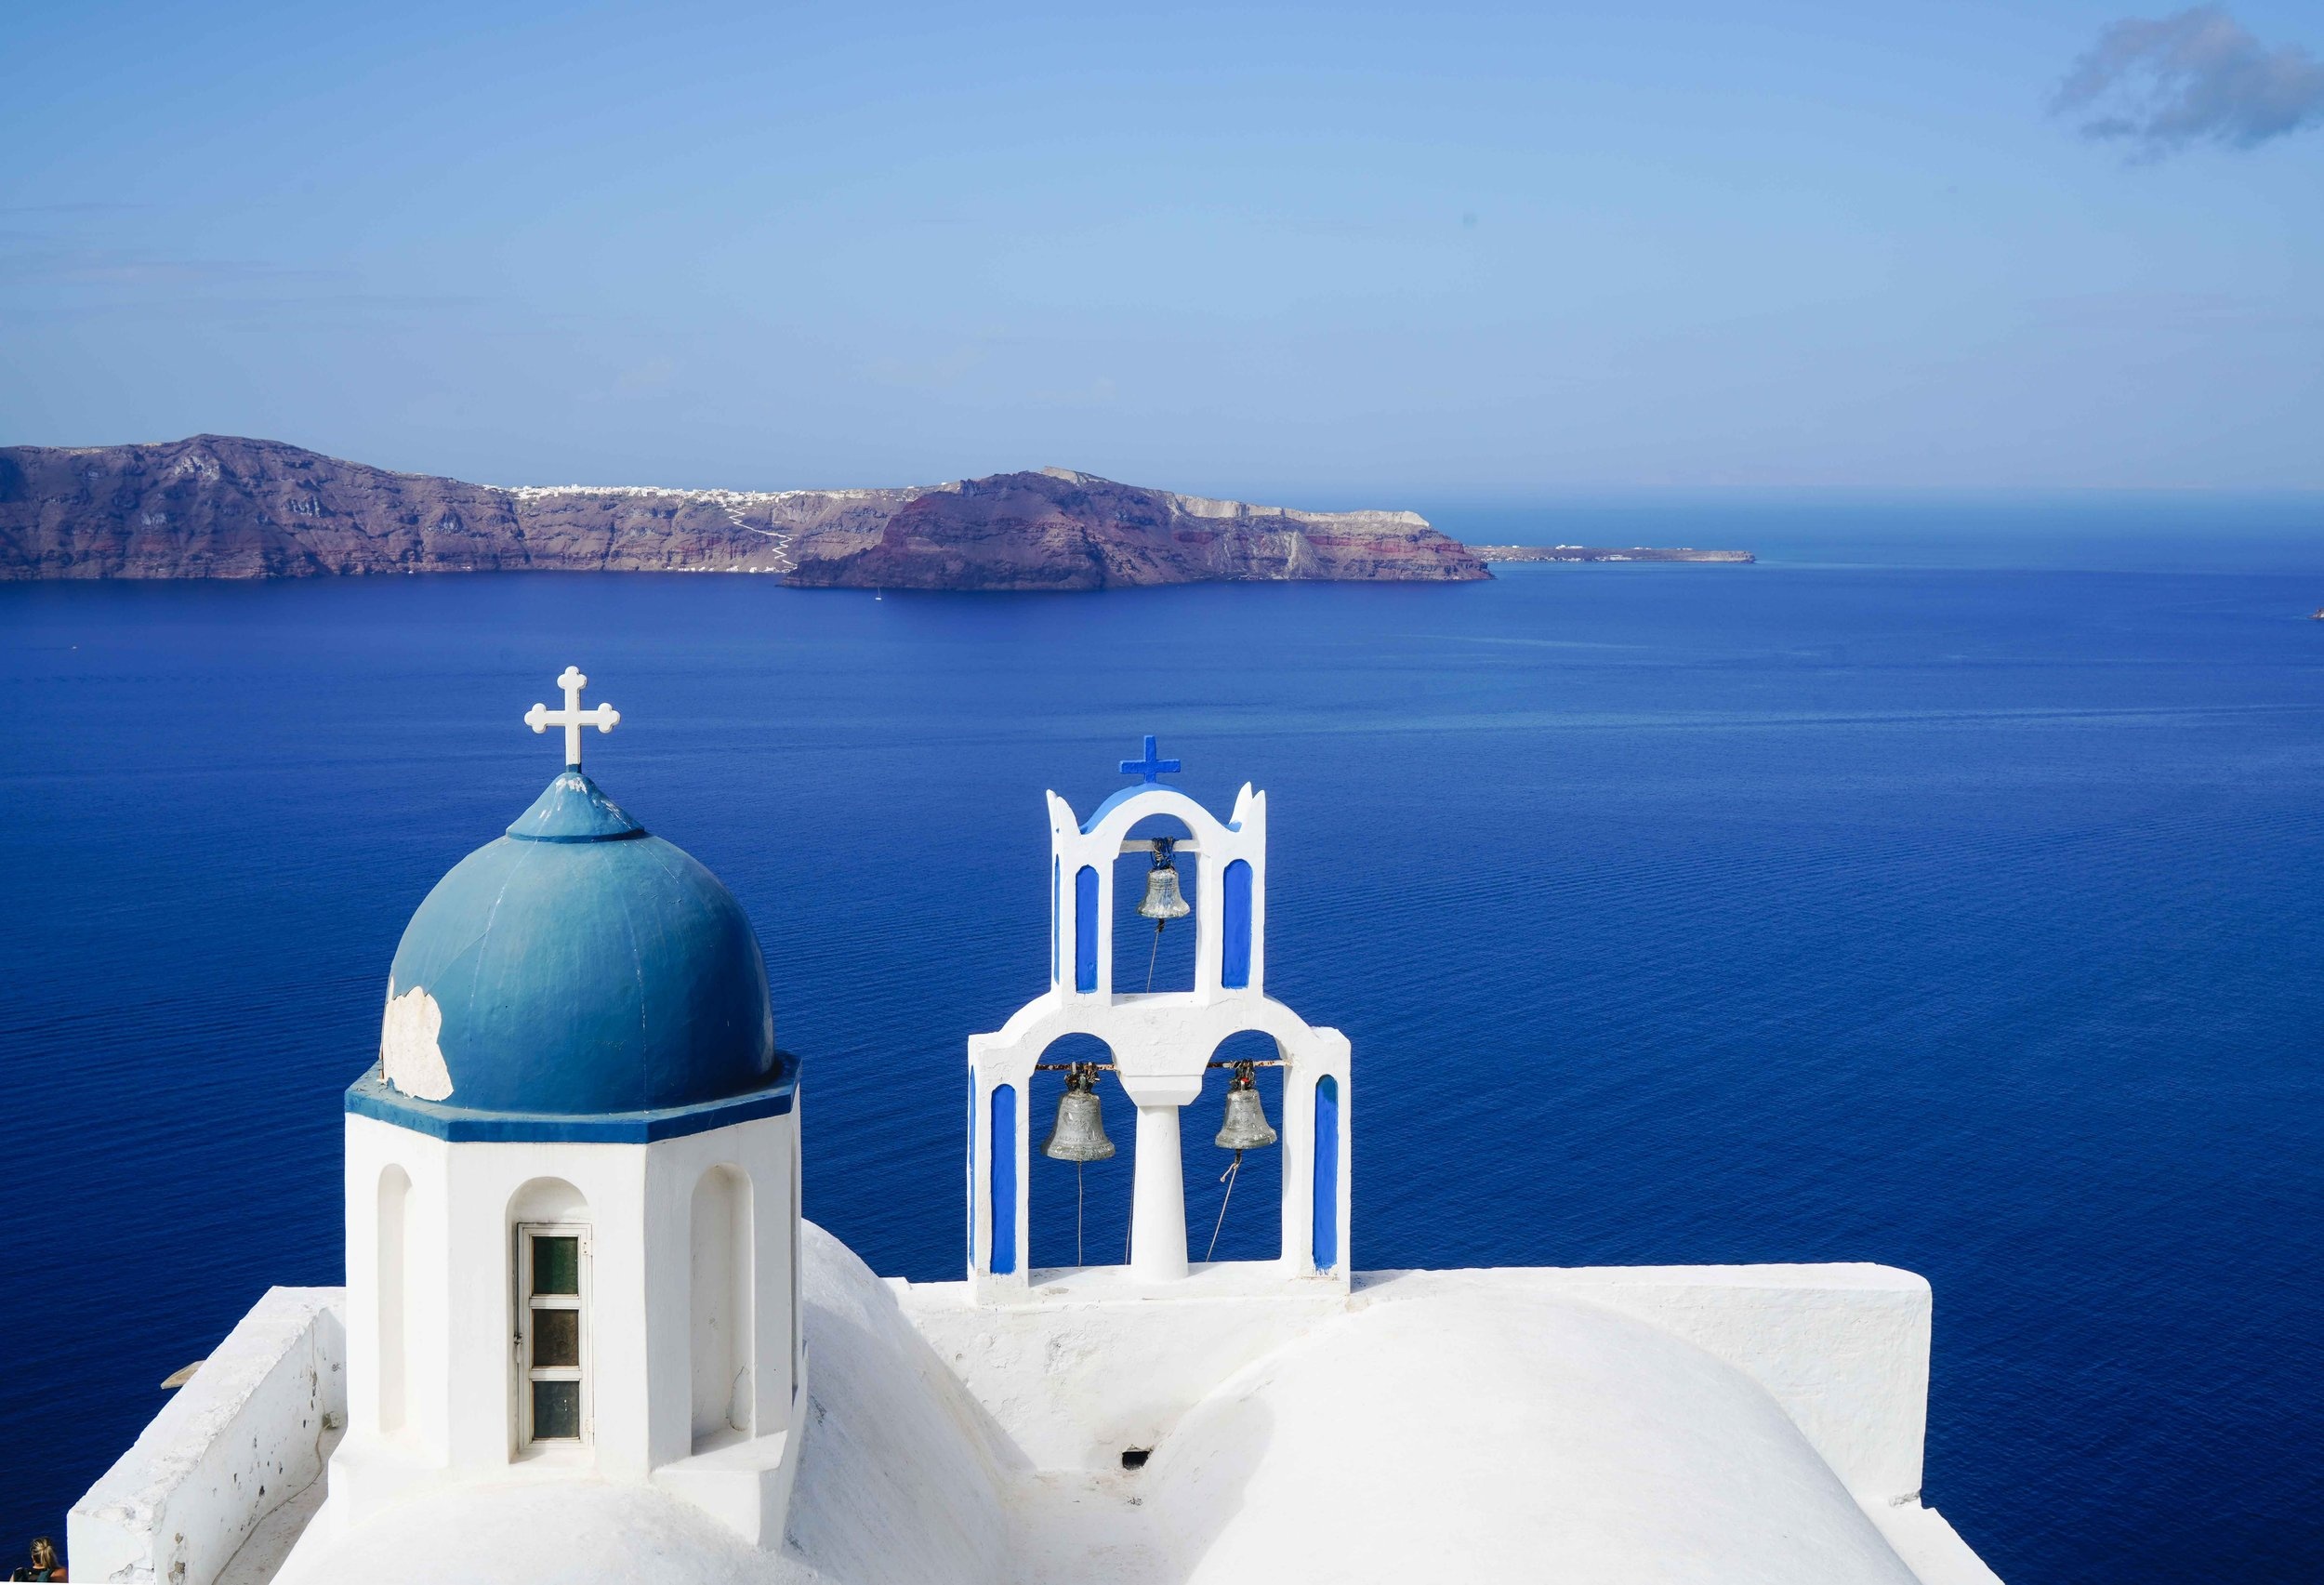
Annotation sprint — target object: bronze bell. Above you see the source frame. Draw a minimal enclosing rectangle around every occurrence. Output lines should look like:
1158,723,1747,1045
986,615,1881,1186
1041,1065,1116,1162
1138,839,1191,922
1214,1062,1278,1151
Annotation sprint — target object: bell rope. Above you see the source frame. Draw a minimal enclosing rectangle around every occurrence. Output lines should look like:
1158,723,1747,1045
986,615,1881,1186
1205,1061,1278,1261
1039,1063,1115,1264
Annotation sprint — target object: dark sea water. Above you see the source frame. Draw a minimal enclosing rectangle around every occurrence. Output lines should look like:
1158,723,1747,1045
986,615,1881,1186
5,499,2323,1582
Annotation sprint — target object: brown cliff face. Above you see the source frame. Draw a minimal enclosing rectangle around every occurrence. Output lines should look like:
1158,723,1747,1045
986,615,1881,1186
783,468,1486,589
1,435,525,578
0,439,1485,588
0,436,916,579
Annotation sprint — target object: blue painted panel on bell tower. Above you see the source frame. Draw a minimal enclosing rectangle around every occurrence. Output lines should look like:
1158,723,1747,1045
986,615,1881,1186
1313,1076,1340,1272
990,1084,1018,1275
1074,865,1099,993
1222,859,1253,989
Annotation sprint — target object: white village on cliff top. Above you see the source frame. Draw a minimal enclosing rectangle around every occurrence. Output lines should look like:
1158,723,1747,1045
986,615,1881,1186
68,670,2003,1585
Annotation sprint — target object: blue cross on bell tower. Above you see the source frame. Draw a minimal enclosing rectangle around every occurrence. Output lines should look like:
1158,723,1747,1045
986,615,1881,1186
1119,734,1182,785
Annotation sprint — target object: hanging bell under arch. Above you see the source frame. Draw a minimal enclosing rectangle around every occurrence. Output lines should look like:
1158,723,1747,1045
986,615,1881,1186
1138,839,1192,922
1214,1062,1278,1152
1041,1065,1116,1162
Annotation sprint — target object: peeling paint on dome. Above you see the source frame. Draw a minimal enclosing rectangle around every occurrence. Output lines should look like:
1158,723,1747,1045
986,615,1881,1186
380,982,453,1101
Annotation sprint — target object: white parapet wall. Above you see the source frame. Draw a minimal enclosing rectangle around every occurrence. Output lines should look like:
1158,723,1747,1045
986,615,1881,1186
901,1264,1349,1472
70,1288,347,1585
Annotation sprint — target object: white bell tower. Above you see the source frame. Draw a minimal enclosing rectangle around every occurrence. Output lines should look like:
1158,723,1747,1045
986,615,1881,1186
965,737,1353,1303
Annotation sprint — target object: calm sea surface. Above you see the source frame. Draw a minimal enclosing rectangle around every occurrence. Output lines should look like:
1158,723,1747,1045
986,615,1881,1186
4,501,2322,1581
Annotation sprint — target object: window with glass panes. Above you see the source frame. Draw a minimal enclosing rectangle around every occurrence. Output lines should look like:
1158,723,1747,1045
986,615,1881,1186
517,1225,588,1445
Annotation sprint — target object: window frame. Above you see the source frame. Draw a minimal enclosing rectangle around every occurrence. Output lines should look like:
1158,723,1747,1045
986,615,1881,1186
514,1221,591,1449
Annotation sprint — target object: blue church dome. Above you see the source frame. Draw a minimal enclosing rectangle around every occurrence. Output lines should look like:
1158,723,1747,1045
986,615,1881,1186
366,770,780,1129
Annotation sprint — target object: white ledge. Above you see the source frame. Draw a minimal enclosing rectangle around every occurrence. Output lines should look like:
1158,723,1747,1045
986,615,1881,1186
70,1288,347,1585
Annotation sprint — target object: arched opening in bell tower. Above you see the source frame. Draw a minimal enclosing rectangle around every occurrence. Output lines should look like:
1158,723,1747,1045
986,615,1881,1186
1188,1030,1285,1264
1028,1032,1127,1271
1115,813,1200,995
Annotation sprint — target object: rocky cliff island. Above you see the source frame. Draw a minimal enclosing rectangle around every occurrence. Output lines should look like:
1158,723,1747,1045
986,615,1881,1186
786,467,1482,589
0,437,1486,589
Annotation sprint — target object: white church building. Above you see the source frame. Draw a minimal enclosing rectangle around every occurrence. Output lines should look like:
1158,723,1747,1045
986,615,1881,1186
68,671,2004,1585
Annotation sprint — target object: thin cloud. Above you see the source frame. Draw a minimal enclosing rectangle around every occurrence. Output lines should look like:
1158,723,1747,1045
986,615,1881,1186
0,202,153,217
2053,7,2324,158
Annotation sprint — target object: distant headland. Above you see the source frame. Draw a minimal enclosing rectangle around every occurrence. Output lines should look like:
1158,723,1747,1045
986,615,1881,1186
0,437,1487,590
1470,545,1754,564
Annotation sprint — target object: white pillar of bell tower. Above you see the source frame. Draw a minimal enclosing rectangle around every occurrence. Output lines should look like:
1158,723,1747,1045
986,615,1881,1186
1130,1104,1190,1280
964,736,1353,1305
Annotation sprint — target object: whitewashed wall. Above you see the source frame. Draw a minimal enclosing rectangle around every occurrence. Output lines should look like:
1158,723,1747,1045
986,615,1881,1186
329,1107,802,1546
69,1288,346,1585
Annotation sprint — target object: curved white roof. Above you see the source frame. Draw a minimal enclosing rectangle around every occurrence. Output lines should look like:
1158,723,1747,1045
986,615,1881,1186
1139,1287,1924,1584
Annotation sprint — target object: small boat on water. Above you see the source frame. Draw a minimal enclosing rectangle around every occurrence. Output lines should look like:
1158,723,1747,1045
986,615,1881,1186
2312,607,2324,620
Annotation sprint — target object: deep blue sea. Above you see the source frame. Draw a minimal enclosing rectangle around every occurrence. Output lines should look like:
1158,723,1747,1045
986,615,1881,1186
5,497,2322,1582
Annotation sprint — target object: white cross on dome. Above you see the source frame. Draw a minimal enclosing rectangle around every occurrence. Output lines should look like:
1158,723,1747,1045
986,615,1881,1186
523,666,619,768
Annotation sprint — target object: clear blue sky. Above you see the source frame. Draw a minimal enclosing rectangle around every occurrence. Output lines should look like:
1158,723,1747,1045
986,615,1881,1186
3,1,2318,495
